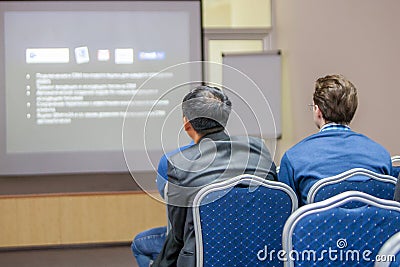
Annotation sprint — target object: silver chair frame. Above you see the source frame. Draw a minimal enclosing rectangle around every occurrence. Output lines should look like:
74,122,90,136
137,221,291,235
375,231,400,267
307,168,397,204
283,191,400,267
391,156,400,163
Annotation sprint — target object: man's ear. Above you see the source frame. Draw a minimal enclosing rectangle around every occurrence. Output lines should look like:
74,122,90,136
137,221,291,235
315,105,323,119
183,116,191,131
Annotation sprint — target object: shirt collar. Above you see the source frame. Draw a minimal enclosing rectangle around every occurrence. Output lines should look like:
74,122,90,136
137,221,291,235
200,130,229,142
319,123,351,132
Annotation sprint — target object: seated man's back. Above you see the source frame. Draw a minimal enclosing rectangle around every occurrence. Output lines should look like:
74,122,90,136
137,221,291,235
152,86,277,267
168,132,275,189
279,74,392,205
279,125,392,205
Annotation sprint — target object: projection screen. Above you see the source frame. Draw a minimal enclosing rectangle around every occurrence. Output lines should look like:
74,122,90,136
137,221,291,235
0,0,202,175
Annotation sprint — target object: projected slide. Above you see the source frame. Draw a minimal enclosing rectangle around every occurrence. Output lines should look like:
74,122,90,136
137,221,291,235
5,10,189,153
0,1,202,174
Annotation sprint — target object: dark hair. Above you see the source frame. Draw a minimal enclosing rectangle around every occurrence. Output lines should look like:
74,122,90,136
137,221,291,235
313,74,358,125
182,85,232,134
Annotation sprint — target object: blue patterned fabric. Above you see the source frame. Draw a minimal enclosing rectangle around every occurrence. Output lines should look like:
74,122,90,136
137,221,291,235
198,185,294,267
290,205,400,266
392,166,400,179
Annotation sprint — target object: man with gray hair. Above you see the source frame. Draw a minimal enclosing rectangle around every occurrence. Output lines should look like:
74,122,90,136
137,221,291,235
152,85,277,267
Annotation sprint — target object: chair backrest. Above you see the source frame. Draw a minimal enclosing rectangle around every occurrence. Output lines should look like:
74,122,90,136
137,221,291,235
391,156,400,163
375,231,400,267
193,174,297,267
307,168,397,205
283,191,400,267
391,156,400,178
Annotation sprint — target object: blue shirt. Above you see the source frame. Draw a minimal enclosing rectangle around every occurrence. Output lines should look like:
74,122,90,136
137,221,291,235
156,142,194,198
278,126,393,206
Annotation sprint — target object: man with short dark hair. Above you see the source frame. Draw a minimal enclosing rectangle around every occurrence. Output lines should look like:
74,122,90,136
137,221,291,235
152,85,277,267
279,74,392,206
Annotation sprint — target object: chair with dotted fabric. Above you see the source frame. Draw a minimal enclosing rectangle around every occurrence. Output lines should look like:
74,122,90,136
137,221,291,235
391,156,400,179
193,174,298,267
282,191,400,267
375,231,400,267
307,168,397,206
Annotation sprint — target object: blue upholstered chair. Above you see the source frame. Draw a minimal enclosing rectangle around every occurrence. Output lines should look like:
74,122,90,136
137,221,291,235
375,231,400,267
391,156,400,178
307,168,397,205
282,191,400,267
193,174,297,267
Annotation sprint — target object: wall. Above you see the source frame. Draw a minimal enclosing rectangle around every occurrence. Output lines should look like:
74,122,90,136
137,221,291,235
203,0,271,28
0,192,166,247
272,0,400,160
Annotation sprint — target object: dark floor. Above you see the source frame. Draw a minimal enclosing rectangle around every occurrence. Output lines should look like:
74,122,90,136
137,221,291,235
0,245,138,267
